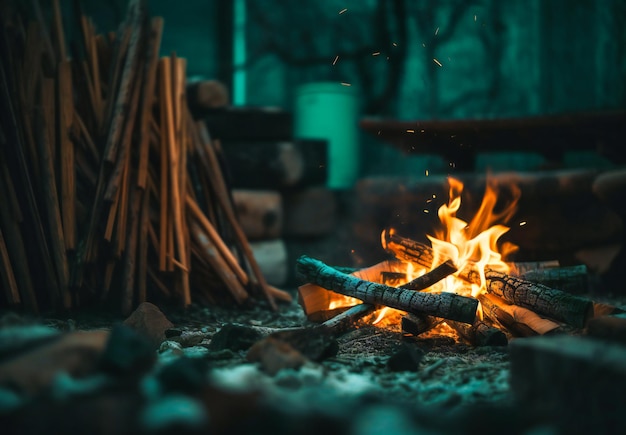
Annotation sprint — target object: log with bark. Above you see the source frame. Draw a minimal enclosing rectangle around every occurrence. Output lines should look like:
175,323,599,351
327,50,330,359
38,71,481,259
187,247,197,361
296,256,478,324
484,270,593,328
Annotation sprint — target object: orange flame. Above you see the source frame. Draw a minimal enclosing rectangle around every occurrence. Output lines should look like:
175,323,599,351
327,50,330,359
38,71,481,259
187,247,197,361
428,176,519,297
324,176,520,327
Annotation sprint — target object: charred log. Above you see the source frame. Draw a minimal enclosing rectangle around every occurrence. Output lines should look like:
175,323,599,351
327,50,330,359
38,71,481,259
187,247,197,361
296,255,478,324
484,270,593,328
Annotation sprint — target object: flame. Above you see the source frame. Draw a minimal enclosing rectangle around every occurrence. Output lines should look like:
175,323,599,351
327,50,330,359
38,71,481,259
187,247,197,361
323,175,520,328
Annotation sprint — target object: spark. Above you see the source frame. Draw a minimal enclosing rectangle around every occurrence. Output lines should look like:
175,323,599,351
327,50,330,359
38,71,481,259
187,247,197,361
435,27,439,36
423,209,430,214
372,51,381,56
393,42,398,47
406,129,415,133
474,14,477,22
340,82,351,86
519,221,527,226
339,8,347,14
425,170,429,176
433,58,443,67
332,55,339,65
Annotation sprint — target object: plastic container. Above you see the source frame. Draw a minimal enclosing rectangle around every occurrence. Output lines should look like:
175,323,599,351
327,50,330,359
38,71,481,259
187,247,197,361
294,82,360,189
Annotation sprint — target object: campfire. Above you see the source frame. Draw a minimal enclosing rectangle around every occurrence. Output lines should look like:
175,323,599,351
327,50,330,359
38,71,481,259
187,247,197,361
297,176,613,345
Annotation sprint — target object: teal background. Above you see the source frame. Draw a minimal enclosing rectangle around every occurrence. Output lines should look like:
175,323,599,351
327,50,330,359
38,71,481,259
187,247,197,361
53,0,626,175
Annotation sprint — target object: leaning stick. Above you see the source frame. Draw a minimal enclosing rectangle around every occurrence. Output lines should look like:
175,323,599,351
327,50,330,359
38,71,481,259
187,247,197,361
195,121,276,310
400,259,457,290
484,270,592,328
189,222,248,304
296,256,478,324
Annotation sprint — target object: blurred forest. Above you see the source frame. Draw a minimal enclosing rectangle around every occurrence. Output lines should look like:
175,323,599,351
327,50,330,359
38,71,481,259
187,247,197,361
53,0,625,120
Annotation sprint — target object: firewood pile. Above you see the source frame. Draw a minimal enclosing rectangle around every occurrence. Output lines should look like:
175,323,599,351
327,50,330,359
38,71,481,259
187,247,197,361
296,229,624,346
0,0,283,315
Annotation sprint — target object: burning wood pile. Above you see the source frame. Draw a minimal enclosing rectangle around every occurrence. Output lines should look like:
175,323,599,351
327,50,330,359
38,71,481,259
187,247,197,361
0,0,284,315
297,177,620,345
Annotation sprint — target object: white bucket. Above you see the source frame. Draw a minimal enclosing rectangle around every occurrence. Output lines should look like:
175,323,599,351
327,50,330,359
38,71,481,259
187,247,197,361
294,82,360,189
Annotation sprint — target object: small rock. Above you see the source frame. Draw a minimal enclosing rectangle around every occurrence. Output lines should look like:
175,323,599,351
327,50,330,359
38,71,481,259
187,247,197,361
123,302,174,349
246,337,308,376
156,357,210,395
208,324,269,352
99,324,156,377
182,346,210,359
0,324,61,361
0,329,109,395
386,343,424,372
141,394,208,433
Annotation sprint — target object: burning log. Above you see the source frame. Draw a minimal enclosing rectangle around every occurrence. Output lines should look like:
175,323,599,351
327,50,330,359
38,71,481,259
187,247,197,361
477,293,562,337
297,259,404,321
384,229,566,287
484,270,592,328
296,256,478,324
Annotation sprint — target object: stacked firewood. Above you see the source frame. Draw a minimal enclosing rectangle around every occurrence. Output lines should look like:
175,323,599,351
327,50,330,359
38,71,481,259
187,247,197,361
296,229,621,346
0,0,283,314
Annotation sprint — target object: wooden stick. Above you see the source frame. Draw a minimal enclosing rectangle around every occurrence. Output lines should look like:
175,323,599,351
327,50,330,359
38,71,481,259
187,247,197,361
137,175,151,303
137,17,163,189
0,171,38,312
400,259,457,290
121,186,143,315
102,0,144,163
34,96,70,306
484,269,592,328
296,256,478,324
195,122,276,309
186,194,248,285
189,222,248,304
158,59,170,271
478,292,564,336
0,226,20,305
58,60,76,250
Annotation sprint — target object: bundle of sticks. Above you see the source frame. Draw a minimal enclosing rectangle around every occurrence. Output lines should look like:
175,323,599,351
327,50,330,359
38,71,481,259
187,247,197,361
0,0,282,314
296,230,618,346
